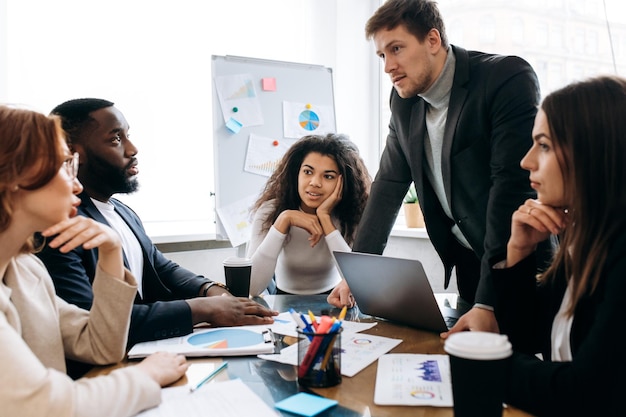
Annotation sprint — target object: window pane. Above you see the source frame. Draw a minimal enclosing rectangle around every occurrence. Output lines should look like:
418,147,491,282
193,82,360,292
377,0,626,179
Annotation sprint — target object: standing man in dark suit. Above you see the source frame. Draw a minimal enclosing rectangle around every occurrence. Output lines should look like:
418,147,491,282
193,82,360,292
328,0,550,336
37,98,277,353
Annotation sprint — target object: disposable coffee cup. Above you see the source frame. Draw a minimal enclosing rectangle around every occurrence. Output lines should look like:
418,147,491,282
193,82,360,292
222,257,252,297
296,328,342,388
444,331,512,417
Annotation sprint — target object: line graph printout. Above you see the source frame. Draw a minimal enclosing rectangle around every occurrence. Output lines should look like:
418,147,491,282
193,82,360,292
244,134,297,177
215,73,264,127
374,354,453,407
216,194,256,247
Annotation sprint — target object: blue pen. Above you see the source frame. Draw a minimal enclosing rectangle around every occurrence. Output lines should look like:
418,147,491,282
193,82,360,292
189,361,228,393
315,320,342,363
289,308,308,331
300,313,315,334
289,308,313,340
316,320,343,383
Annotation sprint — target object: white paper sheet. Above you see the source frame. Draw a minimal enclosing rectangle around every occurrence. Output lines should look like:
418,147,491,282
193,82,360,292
282,101,335,139
244,133,296,177
374,354,453,407
215,194,256,247
259,332,401,377
128,326,276,359
215,73,264,127
268,311,377,337
134,379,279,417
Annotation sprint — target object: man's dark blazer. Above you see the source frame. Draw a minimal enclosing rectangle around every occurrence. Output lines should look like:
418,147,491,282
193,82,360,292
37,192,210,347
353,45,545,306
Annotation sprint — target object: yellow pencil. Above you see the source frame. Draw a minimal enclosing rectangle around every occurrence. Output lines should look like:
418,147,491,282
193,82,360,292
338,305,347,321
320,334,338,370
307,310,318,330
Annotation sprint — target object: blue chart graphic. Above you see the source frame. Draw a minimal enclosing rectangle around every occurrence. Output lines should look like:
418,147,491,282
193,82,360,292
298,109,320,131
416,360,443,382
187,329,264,349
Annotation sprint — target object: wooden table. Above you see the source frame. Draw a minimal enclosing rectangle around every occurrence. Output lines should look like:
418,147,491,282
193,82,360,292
86,295,533,417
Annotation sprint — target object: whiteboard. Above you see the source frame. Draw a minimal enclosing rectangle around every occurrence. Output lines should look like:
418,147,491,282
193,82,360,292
211,55,336,243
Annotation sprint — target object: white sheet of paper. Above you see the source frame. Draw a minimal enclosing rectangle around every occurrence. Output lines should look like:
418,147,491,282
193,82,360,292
259,332,401,377
127,325,275,359
282,101,335,139
215,73,264,127
184,362,229,389
374,354,453,407
134,379,279,417
268,312,377,337
215,194,256,247
244,133,296,177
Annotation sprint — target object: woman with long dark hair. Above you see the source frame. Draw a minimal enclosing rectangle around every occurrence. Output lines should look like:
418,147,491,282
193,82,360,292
492,75,626,416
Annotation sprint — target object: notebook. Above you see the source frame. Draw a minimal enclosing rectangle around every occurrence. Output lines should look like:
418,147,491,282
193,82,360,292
332,251,466,333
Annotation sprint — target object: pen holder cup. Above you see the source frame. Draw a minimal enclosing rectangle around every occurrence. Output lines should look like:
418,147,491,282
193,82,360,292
296,328,342,388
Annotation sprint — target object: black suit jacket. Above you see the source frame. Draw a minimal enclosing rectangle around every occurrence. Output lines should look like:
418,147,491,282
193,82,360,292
353,45,544,305
491,232,626,416
37,192,211,347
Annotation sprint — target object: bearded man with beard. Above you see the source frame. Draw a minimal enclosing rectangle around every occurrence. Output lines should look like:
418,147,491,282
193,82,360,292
37,99,277,378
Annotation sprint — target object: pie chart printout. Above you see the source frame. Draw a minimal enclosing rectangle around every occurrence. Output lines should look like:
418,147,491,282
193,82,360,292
187,329,264,349
298,109,320,131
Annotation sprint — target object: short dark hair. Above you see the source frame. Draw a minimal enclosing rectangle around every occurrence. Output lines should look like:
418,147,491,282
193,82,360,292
50,98,114,146
365,0,448,48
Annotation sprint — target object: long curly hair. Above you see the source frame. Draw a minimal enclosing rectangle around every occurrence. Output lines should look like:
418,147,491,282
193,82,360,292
252,133,371,245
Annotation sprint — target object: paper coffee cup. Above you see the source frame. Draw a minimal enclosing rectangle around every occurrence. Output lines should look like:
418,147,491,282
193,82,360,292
444,331,512,360
444,332,512,417
223,256,252,297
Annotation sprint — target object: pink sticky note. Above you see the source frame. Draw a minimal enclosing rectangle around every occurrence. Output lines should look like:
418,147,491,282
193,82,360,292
262,77,276,91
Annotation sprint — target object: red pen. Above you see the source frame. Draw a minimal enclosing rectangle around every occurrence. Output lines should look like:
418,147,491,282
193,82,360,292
297,316,333,378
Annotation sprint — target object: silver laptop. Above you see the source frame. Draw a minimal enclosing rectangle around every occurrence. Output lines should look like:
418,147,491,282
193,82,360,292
332,251,466,333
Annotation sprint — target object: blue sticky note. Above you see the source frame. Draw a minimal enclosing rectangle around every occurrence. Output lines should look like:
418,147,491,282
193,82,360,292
225,117,243,133
274,392,338,416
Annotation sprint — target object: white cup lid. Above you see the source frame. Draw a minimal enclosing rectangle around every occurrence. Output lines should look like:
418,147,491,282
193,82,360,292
444,331,512,360
222,256,252,266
